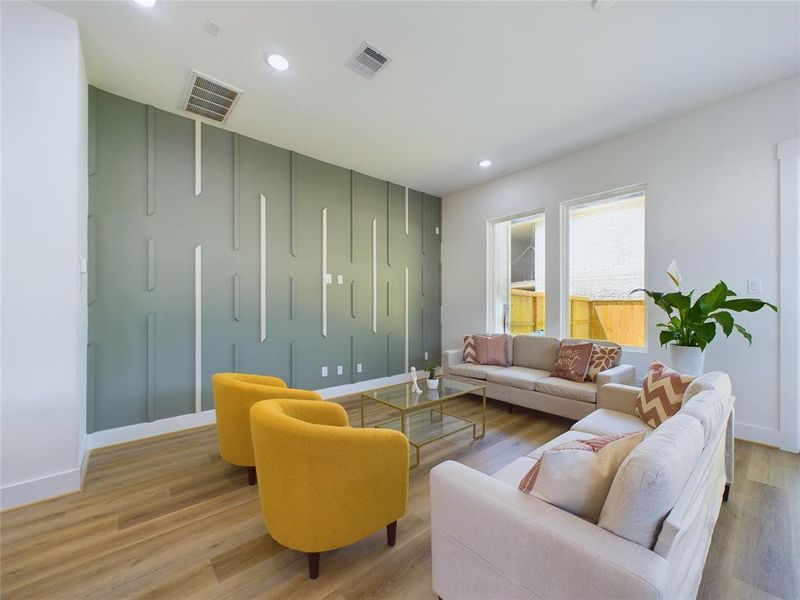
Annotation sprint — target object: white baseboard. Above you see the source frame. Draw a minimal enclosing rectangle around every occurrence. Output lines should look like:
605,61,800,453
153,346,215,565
317,372,415,399
88,409,218,450
0,467,83,511
734,421,788,450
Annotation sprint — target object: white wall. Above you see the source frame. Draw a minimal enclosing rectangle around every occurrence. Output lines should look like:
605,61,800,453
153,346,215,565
442,77,799,450
1,1,88,508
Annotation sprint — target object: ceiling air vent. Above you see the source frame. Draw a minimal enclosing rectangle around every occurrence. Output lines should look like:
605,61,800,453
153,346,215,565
182,70,242,124
347,43,391,79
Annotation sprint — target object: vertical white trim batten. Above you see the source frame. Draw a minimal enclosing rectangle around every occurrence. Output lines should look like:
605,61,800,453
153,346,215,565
194,245,202,413
372,218,378,333
260,194,267,342
194,121,202,196
322,207,328,338
404,266,409,371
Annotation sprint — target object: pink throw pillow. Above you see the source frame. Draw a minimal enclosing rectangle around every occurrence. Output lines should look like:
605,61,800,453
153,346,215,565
475,334,509,367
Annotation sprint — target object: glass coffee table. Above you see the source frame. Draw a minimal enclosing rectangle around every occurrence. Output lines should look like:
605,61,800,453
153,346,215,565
360,377,486,468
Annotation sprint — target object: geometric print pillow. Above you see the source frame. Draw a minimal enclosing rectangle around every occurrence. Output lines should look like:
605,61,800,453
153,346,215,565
462,335,478,363
585,343,622,382
635,361,696,427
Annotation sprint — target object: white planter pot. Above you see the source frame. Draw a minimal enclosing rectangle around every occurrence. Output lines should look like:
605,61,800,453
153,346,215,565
669,345,705,376
426,378,440,390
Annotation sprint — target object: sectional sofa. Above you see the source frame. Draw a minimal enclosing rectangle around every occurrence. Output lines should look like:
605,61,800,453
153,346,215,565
443,334,636,420
431,371,734,600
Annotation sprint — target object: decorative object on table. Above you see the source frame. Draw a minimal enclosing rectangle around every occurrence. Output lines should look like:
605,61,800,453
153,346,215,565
409,367,422,394
551,341,593,382
635,361,695,427
425,361,441,390
462,335,478,363
634,259,777,375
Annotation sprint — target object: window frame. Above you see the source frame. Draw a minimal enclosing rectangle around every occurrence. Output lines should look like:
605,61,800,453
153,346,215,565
486,208,546,334
559,183,647,352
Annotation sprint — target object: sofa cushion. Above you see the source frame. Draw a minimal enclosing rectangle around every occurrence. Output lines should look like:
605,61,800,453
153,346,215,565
491,456,536,487
585,344,622,383
512,335,561,371
534,377,597,403
476,334,511,366
518,431,646,523
680,390,728,445
526,430,596,460
683,371,732,404
635,361,695,427
462,335,478,363
448,363,505,380
572,408,653,437
486,366,551,391
598,413,705,549
551,341,594,382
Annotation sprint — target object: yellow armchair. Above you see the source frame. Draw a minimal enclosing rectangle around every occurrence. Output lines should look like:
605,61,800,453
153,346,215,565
250,398,409,579
212,373,321,484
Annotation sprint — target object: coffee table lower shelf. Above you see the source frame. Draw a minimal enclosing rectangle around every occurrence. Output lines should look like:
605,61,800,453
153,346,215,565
373,409,480,468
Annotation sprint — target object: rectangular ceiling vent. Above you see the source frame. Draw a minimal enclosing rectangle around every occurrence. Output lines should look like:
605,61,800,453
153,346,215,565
347,43,391,79
182,70,242,124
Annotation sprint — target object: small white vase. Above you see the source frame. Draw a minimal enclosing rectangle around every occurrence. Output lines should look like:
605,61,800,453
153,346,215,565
426,378,439,390
669,345,705,376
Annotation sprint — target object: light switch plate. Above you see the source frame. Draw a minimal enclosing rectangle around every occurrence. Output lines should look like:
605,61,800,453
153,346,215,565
357,363,363,373
321,366,328,377
424,351,429,360
435,226,440,235
747,278,762,294
325,274,332,284
337,274,344,285
337,365,343,375
80,257,88,273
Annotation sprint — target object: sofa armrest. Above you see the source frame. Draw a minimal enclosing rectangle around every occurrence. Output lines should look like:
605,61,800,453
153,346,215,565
597,383,640,416
431,461,669,600
442,349,463,371
597,364,636,387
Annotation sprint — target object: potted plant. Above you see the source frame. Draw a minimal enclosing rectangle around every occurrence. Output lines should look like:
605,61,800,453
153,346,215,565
634,260,777,375
425,361,441,390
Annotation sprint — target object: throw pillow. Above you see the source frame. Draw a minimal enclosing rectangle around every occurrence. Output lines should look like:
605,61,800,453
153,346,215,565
551,341,593,382
635,361,696,427
585,344,622,383
475,334,509,367
462,335,477,364
518,431,645,522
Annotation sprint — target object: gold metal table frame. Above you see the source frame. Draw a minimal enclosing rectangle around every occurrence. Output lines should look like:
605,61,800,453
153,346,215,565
359,378,487,468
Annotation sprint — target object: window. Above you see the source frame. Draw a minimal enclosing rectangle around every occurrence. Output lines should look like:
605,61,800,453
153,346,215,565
488,211,545,334
563,188,645,348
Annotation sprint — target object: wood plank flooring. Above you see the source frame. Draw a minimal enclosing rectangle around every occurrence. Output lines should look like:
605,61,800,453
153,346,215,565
1,396,798,600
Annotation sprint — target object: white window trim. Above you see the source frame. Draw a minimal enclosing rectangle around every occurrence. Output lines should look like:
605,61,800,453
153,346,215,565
486,208,546,334
559,183,647,352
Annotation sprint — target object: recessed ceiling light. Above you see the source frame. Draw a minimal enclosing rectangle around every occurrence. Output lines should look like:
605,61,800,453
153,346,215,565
133,0,156,7
478,159,492,168
265,53,290,72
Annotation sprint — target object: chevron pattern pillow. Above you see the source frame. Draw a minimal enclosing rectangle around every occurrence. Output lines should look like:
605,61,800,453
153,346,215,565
462,335,478,363
635,361,696,427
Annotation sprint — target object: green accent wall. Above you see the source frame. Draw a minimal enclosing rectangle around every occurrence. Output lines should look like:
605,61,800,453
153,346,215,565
87,87,441,432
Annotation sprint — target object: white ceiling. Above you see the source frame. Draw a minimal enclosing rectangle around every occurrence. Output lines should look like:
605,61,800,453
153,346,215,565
43,1,799,197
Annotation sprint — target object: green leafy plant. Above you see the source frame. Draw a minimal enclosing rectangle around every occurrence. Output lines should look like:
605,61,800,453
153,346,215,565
425,361,441,377
633,261,777,351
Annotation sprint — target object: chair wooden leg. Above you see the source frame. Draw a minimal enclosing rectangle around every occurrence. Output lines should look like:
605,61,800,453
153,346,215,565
723,483,730,502
307,552,320,579
247,466,257,486
387,521,397,547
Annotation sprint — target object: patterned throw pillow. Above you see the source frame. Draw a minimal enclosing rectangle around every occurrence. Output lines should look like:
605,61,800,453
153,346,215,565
518,431,645,522
551,342,594,382
462,335,478,363
475,334,510,367
585,344,622,383
635,361,696,427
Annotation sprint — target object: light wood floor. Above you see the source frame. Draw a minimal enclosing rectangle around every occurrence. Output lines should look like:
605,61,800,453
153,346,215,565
1,396,798,600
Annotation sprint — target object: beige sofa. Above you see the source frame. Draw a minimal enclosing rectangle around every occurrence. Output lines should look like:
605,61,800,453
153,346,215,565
430,372,734,600
443,334,635,420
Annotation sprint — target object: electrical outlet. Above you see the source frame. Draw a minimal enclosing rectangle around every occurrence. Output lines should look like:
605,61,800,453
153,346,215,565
435,226,440,235
747,278,762,294
337,274,344,285
424,351,428,360
325,273,332,284
337,365,343,375
321,366,328,377
357,363,363,373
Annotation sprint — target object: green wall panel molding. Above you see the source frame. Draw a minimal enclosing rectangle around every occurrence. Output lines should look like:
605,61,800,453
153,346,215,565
87,86,441,432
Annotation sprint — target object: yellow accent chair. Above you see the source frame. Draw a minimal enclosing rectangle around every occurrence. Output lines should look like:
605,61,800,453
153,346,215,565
212,373,321,485
249,398,409,579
